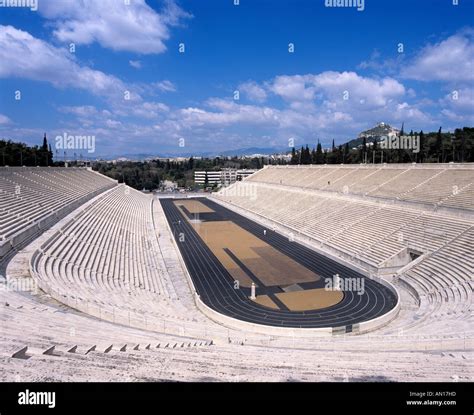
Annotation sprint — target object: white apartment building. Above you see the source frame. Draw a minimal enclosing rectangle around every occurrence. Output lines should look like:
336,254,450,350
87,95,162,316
194,171,222,186
194,169,258,186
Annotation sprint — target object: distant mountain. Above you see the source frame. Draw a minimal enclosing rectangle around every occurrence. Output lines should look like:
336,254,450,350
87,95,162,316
359,122,400,139
90,153,163,161
217,147,289,157
345,122,401,149
88,146,290,161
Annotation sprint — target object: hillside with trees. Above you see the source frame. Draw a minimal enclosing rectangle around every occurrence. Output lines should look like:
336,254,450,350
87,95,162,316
0,135,53,167
289,127,474,165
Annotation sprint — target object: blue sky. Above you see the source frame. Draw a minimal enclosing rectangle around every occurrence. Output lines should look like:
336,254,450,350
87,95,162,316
0,0,473,157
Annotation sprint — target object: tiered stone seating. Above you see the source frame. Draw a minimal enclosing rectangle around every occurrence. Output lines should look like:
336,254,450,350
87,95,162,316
217,181,472,268
399,169,473,206
30,185,204,325
1,286,470,382
0,283,211,374
369,168,441,198
216,165,473,341
0,165,471,382
245,164,474,210
0,167,117,257
402,228,473,314
440,183,474,210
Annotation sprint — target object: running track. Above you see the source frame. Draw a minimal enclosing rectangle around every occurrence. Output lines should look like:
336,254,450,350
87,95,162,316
159,197,397,330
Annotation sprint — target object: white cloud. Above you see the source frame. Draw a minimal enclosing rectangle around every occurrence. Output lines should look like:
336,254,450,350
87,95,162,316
152,80,176,93
357,50,405,75
129,60,142,69
105,119,123,128
38,0,191,54
439,88,474,124
0,114,12,125
131,102,170,119
270,75,317,102
402,29,474,82
178,99,279,127
60,101,170,122
168,72,431,145
268,72,405,110
0,24,446,155
312,71,406,107
0,25,138,104
239,81,267,102
59,105,99,117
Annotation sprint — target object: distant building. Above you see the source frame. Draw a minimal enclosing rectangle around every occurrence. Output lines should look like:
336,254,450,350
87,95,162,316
194,168,258,186
236,169,257,181
161,180,178,192
271,153,292,162
221,169,237,186
194,171,222,186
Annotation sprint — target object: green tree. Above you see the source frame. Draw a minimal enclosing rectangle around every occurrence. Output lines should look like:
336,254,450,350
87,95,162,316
344,142,349,163
419,130,425,163
372,139,378,163
315,142,323,164
302,145,311,164
290,147,297,164
436,127,443,162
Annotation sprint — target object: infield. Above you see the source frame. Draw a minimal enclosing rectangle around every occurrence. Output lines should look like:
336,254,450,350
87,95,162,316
160,197,398,329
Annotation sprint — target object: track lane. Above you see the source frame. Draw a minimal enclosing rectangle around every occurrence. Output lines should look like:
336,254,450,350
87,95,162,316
160,197,397,329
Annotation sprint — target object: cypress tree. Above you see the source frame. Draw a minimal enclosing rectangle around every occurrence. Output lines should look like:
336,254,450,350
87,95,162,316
344,142,349,163
42,133,48,152
316,142,323,164
290,147,297,164
436,127,443,162
419,130,425,162
303,145,311,164
372,139,378,163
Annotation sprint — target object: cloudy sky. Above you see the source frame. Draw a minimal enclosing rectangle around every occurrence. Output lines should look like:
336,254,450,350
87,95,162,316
0,0,473,157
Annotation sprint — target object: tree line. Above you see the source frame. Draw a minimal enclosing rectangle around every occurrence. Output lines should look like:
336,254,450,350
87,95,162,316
93,156,267,191
0,135,54,167
289,127,474,165
1,127,473,191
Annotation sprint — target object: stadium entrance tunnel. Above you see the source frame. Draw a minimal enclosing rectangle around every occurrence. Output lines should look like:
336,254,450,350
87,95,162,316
160,197,399,334
408,249,423,261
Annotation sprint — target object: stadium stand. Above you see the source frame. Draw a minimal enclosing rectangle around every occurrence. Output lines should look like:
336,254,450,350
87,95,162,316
243,164,474,211
397,227,473,332
213,164,473,338
0,165,472,381
0,278,471,382
215,182,472,271
29,184,217,332
0,167,117,260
